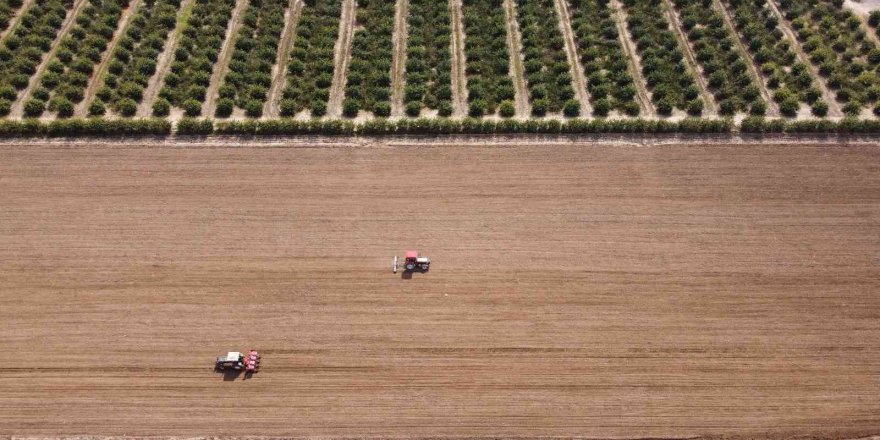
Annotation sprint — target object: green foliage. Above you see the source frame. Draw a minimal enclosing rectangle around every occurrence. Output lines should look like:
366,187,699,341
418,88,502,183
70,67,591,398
215,97,234,117
183,98,202,116
570,0,639,115
152,97,171,116
218,0,286,117
0,0,71,95
462,0,515,114
404,0,453,114
31,0,132,117
160,0,236,108
0,118,171,136
23,98,44,118
281,0,341,115
515,0,572,113
88,99,106,116
498,100,515,118
343,0,394,116
812,100,828,116
673,0,764,115
177,117,214,134
100,0,180,114
622,0,698,113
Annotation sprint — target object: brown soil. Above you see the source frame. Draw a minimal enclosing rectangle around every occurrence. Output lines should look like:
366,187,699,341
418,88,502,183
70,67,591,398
611,0,655,117
1,140,880,437
713,0,778,116
137,0,194,118
663,0,718,115
390,0,408,117
503,0,531,117
264,0,303,118
553,0,592,116
202,0,249,117
8,0,88,118
449,0,468,117
76,0,143,117
766,0,843,117
327,0,357,118
0,0,35,40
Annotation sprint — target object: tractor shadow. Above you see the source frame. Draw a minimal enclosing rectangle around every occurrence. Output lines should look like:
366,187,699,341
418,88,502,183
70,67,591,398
221,369,242,381
400,269,429,280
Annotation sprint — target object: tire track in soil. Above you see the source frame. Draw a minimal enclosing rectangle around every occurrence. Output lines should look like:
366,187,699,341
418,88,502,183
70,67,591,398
202,0,250,117
448,0,468,117
137,0,194,117
766,0,842,117
502,0,530,117
714,0,778,116
327,0,356,118
8,0,88,118
0,0,36,41
77,0,143,117
264,0,303,118
553,0,592,116
662,0,718,115
390,0,408,117
610,0,654,116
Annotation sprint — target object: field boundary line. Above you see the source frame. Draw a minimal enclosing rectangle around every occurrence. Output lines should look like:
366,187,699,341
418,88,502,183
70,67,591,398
610,0,654,117
662,0,718,115
265,0,304,118
137,0,194,117
390,0,409,117
8,0,89,118
327,0,357,118
713,0,778,116
78,0,144,117
0,0,36,41
502,0,531,117
202,0,250,117
766,0,842,117
449,0,468,117
554,0,592,116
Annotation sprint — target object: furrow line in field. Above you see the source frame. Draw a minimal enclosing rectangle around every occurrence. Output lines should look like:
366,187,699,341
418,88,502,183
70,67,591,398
554,0,592,116
137,0,194,118
202,0,250,117
448,0,468,117
609,0,654,117
390,0,409,117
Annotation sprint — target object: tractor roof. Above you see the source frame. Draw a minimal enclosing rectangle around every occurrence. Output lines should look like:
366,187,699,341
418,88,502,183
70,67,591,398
405,250,418,259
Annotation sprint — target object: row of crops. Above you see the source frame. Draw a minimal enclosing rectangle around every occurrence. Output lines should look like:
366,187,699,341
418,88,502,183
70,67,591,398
779,0,880,115
24,0,131,118
4,0,880,119
0,0,74,115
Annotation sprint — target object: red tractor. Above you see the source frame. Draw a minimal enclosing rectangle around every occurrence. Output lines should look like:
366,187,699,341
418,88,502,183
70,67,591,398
393,250,430,273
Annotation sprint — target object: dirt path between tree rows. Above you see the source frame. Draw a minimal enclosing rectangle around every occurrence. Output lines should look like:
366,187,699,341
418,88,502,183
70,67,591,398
502,0,530,117
448,0,468,117
327,0,356,118
662,0,718,115
766,0,842,117
264,0,303,118
610,0,654,117
136,0,193,117
8,0,88,118
389,0,409,117
202,0,249,117
713,0,778,116
390,0,409,117
553,0,592,116
0,0,35,41
76,0,143,117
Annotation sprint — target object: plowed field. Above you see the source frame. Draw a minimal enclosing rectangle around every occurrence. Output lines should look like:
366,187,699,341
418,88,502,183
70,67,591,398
0,141,879,438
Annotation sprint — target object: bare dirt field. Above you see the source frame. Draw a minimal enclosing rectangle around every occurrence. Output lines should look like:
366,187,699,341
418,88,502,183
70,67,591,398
0,140,879,438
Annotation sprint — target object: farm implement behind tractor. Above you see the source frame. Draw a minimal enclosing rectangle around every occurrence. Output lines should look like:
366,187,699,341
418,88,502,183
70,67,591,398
215,350,261,375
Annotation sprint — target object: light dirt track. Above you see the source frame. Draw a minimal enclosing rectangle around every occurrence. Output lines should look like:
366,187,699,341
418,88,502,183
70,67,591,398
1,141,880,437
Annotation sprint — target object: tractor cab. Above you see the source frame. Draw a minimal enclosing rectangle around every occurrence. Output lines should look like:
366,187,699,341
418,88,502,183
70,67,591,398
215,352,245,371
